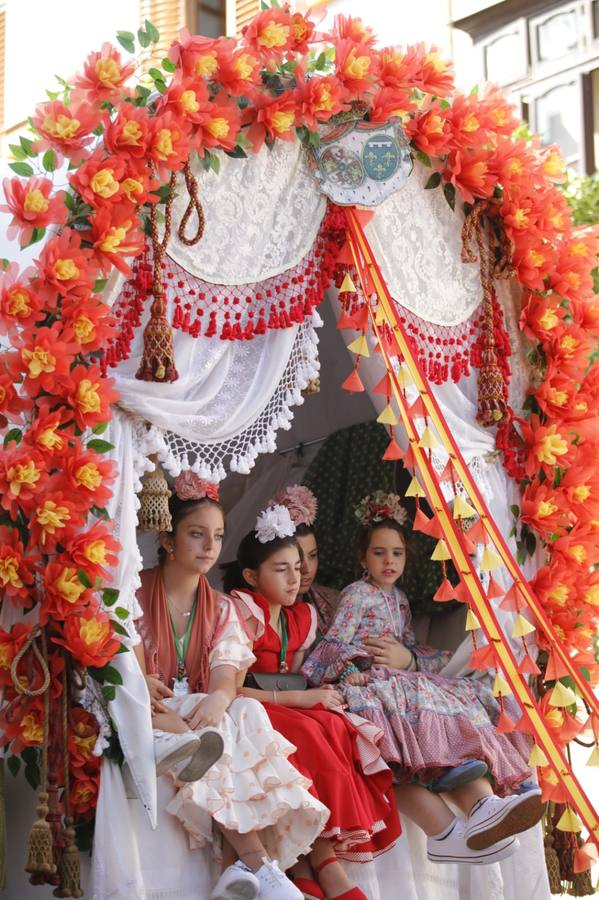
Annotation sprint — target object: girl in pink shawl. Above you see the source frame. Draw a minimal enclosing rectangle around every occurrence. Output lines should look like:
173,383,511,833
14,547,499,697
133,472,327,900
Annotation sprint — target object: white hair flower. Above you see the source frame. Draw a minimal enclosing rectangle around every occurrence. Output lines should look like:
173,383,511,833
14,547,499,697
255,504,296,544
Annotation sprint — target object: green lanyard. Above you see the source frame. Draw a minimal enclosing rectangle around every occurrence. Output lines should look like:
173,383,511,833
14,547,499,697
169,599,197,680
279,610,289,673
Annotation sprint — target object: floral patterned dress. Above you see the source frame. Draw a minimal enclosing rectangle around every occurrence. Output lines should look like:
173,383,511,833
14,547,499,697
302,579,532,795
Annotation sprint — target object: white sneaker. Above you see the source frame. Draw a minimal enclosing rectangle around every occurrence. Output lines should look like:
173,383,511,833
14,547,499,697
255,859,303,899
465,790,546,851
427,819,519,865
154,728,224,781
211,862,260,900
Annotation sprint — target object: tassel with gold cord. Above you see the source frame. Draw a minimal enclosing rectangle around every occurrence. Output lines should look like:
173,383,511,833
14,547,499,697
54,662,82,898
138,455,172,532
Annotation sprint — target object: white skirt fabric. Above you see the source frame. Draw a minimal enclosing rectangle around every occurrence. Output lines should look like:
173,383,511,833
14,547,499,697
164,693,328,870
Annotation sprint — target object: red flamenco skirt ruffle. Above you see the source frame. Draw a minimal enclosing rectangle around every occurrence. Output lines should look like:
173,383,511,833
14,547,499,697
262,702,400,861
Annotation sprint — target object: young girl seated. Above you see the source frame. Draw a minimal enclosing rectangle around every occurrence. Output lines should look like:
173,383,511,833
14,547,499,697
302,492,546,860
133,473,329,900
225,504,401,900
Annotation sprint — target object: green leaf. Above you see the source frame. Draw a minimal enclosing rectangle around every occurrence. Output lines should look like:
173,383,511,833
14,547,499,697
1,258,9,270
509,505,520,518
209,153,221,175
24,227,46,248
21,747,38,766
145,19,160,43
3,428,22,448
102,684,117,702
148,67,163,81
114,607,129,621
415,149,432,167
102,587,119,607
443,181,456,211
19,136,36,157
92,278,107,294
78,568,93,589
87,439,114,453
9,144,27,161
138,27,151,49
162,57,177,73
424,172,441,190
111,621,128,637
7,756,21,777
24,762,40,791
92,421,108,434
225,145,248,159
42,149,57,172
116,31,135,53
91,505,109,520
102,665,123,685
525,531,536,557
9,161,34,177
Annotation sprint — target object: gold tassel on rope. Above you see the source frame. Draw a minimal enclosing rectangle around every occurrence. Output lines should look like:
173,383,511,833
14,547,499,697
12,628,56,877
54,662,82,899
137,455,172,532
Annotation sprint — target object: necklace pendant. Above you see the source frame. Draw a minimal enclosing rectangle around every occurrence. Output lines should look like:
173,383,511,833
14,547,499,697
279,661,288,674
181,610,192,618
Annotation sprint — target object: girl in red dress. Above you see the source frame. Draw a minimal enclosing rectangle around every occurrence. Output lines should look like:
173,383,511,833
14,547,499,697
224,503,401,900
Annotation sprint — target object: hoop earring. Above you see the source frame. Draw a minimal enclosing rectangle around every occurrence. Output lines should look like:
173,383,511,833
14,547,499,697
169,550,175,561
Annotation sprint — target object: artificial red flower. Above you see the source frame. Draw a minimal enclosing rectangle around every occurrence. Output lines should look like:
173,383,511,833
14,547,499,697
500,196,538,244
161,77,210,125
32,100,101,165
69,769,100,819
406,101,452,157
73,42,135,104
29,487,84,552
245,91,297,151
0,363,28,425
41,556,93,623
0,526,38,605
417,45,454,97
0,177,67,246
377,44,423,89
12,322,77,397
66,522,120,582
447,92,494,151
536,145,566,183
538,693,583,746
1,696,44,752
479,84,519,139
242,8,294,62
521,481,569,538
520,414,574,478
443,148,498,204
569,295,599,338
103,105,152,160
216,48,262,97
194,94,242,154
65,364,119,430
84,205,145,277
334,39,380,99
69,149,129,209
60,296,116,350
532,560,576,614
0,622,33,687
0,262,43,335
511,235,556,291
552,525,599,570
534,366,578,420
295,71,349,132
68,707,100,770
289,11,317,54
0,446,47,517
63,445,117,509
518,292,565,343
169,31,234,79
490,139,536,197
34,228,95,305
550,246,596,303
368,86,414,123
326,14,378,48
53,604,121,668
546,324,594,378
148,111,193,179
25,400,73,461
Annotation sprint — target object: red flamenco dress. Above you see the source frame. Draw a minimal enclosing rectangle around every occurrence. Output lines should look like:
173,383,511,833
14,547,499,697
245,592,400,862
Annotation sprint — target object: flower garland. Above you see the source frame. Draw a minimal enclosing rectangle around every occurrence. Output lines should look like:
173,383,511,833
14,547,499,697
0,4,596,869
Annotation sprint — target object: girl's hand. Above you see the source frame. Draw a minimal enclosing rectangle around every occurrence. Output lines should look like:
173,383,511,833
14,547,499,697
146,675,173,715
344,672,369,686
363,636,414,670
184,690,229,730
297,686,345,712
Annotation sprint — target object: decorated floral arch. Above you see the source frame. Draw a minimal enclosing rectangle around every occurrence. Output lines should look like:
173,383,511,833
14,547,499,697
0,6,598,895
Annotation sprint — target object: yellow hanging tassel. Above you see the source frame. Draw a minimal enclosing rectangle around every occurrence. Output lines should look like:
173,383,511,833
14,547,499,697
339,273,357,294
137,456,172,532
431,539,451,561
556,806,583,833
548,681,578,708
586,745,599,766
55,817,82,898
377,404,399,426
405,477,425,498
418,426,440,449
452,494,477,519
492,673,512,697
544,833,563,895
512,614,536,638
25,790,56,876
347,335,370,357
480,545,501,572
465,609,480,631
528,744,549,768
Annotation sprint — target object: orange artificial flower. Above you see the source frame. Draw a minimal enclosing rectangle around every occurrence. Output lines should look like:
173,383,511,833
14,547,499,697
66,364,119,430
74,42,135,104
569,295,599,338
29,487,84,552
169,31,233,78
479,84,519,139
406,101,452,157
69,148,129,209
0,262,43,335
41,556,92,623
242,8,294,62
532,561,577,614
85,205,145,277
60,295,116,350
511,235,556,292
519,292,565,343
245,91,297,151
216,48,262,98
69,769,100,819
34,228,96,306
0,622,33,687
368,86,415,123
32,99,101,165
536,145,566,183
1,697,44,752
447,92,494,151
53,604,121,669
0,526,38,605
194,94,242,154
534,366,578,420
25,400,73,461
443,148,498,204
148,111,193,179
416,45,454,97
68,708,100,770
63,445,116,509
295,71,349,132
520,414,573,478
550,247,596,303
520,481,569,538
547,324,594,379
289,11,317,54
334,39,380,99
0,177,67,247
161,77,210,125
13,322,77,397
377,45,423,90
0,446,47,518
327,14,378,47
490,139,536,197
67,522,120,582
103,105,152,160
553,525,599,570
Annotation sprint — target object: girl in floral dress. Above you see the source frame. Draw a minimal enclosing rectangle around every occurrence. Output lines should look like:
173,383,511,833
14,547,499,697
302,492,546,861
133,473,328,900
